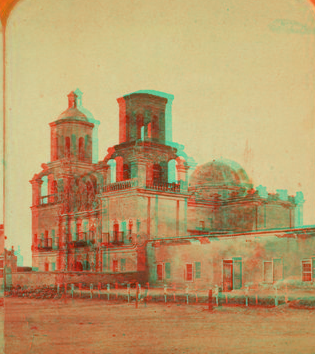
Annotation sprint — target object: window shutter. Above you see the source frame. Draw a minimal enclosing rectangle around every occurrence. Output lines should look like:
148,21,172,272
165,262,171,279
121,259,126,271
195,262,201,279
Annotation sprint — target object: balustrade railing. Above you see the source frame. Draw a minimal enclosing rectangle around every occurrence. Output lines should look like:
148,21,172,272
146,181,180,193
38,238,53,249
40,194,59,205
103,178,138,193
101,232,125,245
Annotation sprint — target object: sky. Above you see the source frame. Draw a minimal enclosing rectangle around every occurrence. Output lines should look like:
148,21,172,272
3,0,315,266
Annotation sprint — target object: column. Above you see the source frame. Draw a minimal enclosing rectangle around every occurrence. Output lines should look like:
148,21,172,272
176,163,189,192
30,178,43,206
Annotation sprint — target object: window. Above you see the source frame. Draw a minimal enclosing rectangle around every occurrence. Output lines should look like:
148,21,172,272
51,263,56,271
113,259,118,272
302,260,312,282
186,264,193,282
157,264,163,281
264,259,283,283
78,137,85,160
165,262,171,279
121,259,126,272
65,137,70,157
44,262,49,271
141,126,144,140
157,263,171,281
195,262,201,279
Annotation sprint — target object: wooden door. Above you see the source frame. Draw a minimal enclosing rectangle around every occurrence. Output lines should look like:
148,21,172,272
223,260,233,292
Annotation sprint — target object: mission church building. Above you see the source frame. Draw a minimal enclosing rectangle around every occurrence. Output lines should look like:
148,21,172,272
30,90,314,291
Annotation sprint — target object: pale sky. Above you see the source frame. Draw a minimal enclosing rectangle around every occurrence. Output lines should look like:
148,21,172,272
3,0,315,266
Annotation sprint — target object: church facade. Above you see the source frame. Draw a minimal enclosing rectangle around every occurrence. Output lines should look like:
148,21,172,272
30,90,313,290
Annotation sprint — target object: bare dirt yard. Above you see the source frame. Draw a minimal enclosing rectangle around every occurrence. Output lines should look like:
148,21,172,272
3,298,315,354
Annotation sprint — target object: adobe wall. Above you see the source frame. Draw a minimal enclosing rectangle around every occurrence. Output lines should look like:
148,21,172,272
147,232,315,289
10,270,148,288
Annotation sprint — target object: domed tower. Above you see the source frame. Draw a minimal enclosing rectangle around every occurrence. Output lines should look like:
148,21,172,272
188,159,256,232
189,159,253,199
49,91,94,163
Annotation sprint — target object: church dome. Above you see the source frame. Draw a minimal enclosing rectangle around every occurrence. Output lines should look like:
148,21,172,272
56,91,89,122
189,159,252,195
57,107,88,121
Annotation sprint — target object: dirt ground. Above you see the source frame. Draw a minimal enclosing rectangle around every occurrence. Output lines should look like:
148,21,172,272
3,298,315,354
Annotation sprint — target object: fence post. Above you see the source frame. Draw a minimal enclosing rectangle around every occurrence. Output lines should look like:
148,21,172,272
90,283,93,299
215,285,219,306
107,284,110,301
57,283,60,295
64,283,67,303
71,284,74,298
164,284,167,303
127,283,130,303
186,285,189,304
135,282,139,309
208,289,213,311
138,283,141,301
275,286,278,307
145,282,149,307
98,282,101,299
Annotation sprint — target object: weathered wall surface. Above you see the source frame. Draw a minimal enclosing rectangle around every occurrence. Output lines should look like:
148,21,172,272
147,233,315,289
10,270,148,288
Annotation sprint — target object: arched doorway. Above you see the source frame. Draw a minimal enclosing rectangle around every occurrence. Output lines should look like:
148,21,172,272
75,261,83,271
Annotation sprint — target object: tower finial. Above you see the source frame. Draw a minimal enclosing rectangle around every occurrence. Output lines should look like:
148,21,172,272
67,91,78,108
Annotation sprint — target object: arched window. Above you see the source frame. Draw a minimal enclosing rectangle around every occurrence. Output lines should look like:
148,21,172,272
153,164,162,184
41,176,48,204
141,126,144,140
65,137,70,158
85,135,91,160
71,134,76,157
78,137,85,160
136,114,144,139
168,160,177,183
108,159,116,183
123,164,131,180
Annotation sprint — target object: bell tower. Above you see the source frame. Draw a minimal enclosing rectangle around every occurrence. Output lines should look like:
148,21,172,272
117,91,173,145
49,91,95,163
